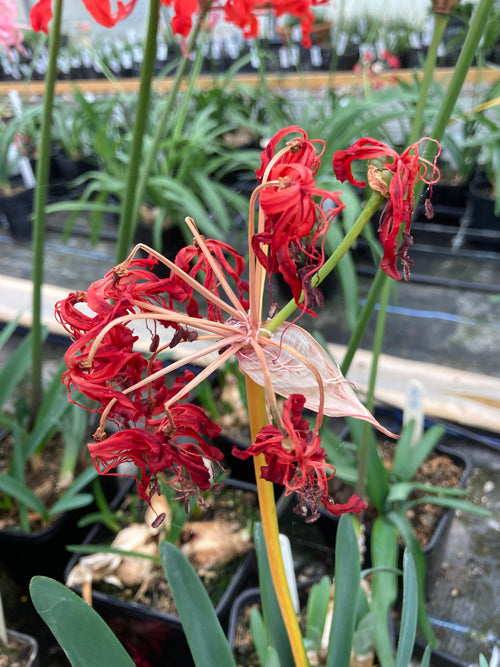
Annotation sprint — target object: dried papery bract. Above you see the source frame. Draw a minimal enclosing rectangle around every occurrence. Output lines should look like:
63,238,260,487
237,324,395,437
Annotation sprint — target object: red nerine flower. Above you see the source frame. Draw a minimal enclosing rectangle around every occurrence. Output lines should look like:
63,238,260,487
253,126,344,314
30,0,138,33
333,137,440,280
31,0,328,47
233,394,366,520
89,402,222,510
56,130,397,523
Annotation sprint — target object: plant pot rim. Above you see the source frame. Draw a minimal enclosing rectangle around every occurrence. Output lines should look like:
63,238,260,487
5,629,39,667
64,477,258,628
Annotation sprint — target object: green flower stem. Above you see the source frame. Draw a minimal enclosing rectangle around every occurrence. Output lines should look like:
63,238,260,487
343,0,493,378
116,4,211,262
432,0,494,142
245,377,310,667
266,191,384,333
340,267,386,376
115,0,159,262
421,0,495,173
354,275,391,499
366,275,391,414
166,33,207,177
408,13,449,145
31,0,63,418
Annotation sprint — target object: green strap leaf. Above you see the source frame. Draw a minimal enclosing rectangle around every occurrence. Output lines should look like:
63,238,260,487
326,514,361,667
30,576,135,667
402,495,491,516
370,517,398,667
49,493,94,515
395,551,418,667
159,541,237,667
250,606,271,667
264,646,281,667
387,511,437,647
393,424,445,482
0,329,34,412
305,575,331,648
420,645,432,667
0,471,48,522
253,522,294,667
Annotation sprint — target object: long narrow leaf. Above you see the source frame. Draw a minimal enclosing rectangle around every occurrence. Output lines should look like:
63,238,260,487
264,646,281,667
159,541,236,667
402,495,491,516
387,511,437,647
254,522,294,666
387,481,466,503
305,576,331,648
0,471,49,521
250,606,271,667
0,330,33,412
393,424,445,482
49,493,93,515
30,576,135,667
327,514,361,667
0,316,21,349
60,402,88,485
395,551,418,667
10,423,30,532
370,517,398,667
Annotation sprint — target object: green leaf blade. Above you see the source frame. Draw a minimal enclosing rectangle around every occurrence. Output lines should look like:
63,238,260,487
326,514,361,667
159,541,236,667
30,576,136,667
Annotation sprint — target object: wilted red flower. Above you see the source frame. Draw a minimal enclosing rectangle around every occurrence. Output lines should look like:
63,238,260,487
233,394,366,520
89,403,222,510
30,0,138,33
332,137,440,280
253,126,344,314
57,131,396,522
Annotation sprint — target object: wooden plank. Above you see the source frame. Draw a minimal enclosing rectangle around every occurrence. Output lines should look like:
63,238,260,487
1,67,498,98
328,343,500,434
1,273,499,433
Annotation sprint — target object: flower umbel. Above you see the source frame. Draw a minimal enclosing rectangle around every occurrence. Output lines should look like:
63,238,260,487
333,137,441,280
57,127,395,521
30,0,329,47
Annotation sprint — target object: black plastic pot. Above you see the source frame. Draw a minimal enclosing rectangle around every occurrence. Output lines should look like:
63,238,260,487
64,478,259,644
0,475,124,584
0,186,34,240
52,152,95,183
467,177,500,231
229,590,470,667
2,629,39,667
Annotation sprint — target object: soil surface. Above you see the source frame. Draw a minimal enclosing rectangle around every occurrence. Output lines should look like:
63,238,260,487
328,439,464,548
70,483,258,616
0,634,34,667
0,434,91,532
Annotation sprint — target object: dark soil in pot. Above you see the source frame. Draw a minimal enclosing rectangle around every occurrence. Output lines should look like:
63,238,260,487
0,630,39,667
0,435,88,533
0,431,121,583
65,479,259,625
327,440,466,553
